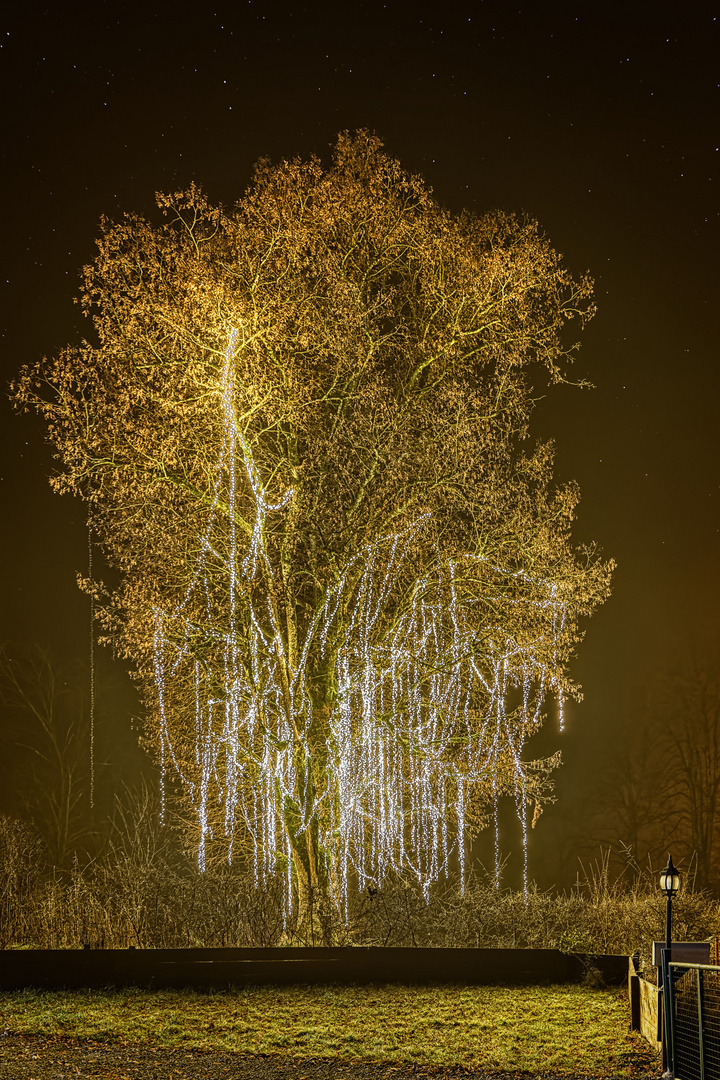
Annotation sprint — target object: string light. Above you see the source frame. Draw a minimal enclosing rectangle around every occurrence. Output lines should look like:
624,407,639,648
153,332,569,917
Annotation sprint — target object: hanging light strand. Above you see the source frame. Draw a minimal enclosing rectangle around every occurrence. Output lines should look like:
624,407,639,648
153,332,569,916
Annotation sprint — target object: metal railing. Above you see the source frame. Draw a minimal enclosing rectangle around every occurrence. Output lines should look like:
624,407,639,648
668,962,720,1080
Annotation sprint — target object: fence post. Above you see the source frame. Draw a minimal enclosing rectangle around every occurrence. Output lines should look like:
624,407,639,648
696,966,706,1080
629,955,641,1032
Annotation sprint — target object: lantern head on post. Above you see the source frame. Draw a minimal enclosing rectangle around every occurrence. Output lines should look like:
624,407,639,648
660,854,681,898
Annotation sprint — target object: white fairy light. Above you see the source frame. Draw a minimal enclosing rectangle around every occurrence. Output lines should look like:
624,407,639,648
152,331,570,916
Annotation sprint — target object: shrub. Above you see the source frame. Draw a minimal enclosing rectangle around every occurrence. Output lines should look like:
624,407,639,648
2,816,718,961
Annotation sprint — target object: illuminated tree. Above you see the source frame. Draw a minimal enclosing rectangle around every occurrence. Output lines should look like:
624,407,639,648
15,132,612,931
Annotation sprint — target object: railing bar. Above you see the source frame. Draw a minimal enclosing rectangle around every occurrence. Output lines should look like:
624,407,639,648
670,963,720,973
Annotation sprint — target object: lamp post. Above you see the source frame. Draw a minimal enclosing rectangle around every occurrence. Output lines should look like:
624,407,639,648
660,854,681,954
660,855,681,1079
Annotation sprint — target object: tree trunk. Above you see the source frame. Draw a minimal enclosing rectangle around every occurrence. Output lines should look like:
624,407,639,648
282,793,335,943
283,685,336,943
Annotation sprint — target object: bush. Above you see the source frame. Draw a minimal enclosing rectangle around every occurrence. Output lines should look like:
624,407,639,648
2,814,718,961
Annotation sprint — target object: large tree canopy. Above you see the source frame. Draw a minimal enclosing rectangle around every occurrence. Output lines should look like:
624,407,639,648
15,132,612,930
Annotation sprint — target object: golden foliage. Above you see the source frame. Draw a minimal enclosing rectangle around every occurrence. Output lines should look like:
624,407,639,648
13,132,612,912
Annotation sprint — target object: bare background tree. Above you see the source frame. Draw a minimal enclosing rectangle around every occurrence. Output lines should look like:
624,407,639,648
577,643,720,891
0,645,94,868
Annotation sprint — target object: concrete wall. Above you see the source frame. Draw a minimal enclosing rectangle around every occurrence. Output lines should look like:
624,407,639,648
0,946,629,991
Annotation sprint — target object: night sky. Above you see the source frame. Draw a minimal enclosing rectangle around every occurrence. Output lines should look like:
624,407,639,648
1,0,718,886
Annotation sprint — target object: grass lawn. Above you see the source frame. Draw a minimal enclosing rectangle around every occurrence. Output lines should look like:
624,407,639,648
0,983,659,1075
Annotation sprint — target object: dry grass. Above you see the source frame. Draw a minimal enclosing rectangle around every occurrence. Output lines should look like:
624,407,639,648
0,983,658,1075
